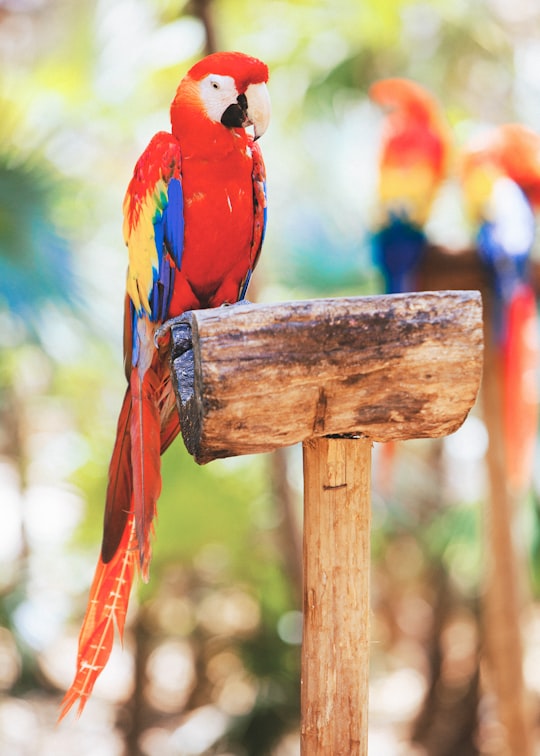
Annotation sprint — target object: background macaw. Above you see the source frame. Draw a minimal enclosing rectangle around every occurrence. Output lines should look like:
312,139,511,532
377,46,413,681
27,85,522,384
59,51,270,719
461,124,540,491
489,123,540,209
369,77,452,294
369,78,452,491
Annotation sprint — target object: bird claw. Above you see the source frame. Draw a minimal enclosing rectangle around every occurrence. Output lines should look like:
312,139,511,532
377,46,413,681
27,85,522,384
220,298,252,307
154,316,188,350
155,301,251,350
153,322,172,350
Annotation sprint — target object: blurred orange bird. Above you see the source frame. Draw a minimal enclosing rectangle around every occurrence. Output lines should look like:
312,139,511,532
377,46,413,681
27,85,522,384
462,123,540,491
370,78,452,489
370,78,452,292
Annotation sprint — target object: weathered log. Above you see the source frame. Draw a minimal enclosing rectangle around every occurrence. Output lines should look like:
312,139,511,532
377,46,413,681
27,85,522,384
169,291,483,464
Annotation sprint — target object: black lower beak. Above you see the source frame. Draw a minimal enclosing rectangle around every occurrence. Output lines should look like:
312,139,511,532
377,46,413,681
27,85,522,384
221,93,248,128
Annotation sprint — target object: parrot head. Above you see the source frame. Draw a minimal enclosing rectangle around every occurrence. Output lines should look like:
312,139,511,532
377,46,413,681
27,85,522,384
369,77,452,226
171,51,270,142
370,77,442,127
461,124,540,213
492,124,540,209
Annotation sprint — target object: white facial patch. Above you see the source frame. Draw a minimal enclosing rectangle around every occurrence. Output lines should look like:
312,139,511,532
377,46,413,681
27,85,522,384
198,73,239,123
488,177,535,256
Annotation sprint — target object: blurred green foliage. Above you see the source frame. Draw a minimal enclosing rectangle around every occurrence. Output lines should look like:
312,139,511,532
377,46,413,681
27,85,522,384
0,0,539,754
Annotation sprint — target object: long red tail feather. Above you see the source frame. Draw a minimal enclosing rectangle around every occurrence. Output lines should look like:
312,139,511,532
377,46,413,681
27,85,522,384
130,366,161,581
376,440,397,497
102,387,132,563
503,285,539,491
58,512,138,721
159,372,182,454
60,363,171,720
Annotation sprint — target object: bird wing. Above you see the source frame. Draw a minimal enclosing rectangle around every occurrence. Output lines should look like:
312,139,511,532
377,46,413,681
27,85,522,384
239,137,267,299
103,132,184,567
474,175,538,491
123,131,184,328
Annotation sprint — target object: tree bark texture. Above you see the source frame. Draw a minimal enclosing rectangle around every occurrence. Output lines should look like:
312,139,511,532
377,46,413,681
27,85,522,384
169,291,483,464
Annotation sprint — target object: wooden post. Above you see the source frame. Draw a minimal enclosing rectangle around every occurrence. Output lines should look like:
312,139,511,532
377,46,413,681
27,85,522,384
481,325,532,756
301,436,371,755
168,291,484,752
420,247,535,756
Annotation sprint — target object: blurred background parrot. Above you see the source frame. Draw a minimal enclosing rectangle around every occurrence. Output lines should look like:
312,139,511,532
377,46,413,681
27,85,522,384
369,78,452,491
369,77,452,294
461,124,540,491
59,51,270,719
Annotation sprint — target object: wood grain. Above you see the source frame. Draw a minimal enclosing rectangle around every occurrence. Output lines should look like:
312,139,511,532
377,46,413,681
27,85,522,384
301,436,371,755
169,291,483,464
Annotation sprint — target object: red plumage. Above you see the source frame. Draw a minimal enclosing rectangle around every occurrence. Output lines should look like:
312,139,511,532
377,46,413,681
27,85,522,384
60,51,269,719
492,124,540,210
130,365,161,580
369,77,451,196
59,512,138,718
503,284,538,491
187,51,268,92
462,125,540,492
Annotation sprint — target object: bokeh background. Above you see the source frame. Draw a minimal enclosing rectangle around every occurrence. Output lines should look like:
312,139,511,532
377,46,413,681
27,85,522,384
1,0,540,754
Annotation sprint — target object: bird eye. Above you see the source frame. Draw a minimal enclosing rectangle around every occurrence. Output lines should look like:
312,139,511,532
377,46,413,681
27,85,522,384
211,80,219,90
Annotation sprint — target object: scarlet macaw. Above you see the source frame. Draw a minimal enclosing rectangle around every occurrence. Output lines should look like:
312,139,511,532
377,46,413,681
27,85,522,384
461,125,539,491
370,77,452,293
59,51,270,719
488,123,540,210
369,78,452,490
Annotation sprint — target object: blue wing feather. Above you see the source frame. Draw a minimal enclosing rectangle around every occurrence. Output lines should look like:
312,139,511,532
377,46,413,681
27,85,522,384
261,187,268,245
123,133,184,366
145,177,184,324
164,178,184,270
476,179,535,341
372,215,426,293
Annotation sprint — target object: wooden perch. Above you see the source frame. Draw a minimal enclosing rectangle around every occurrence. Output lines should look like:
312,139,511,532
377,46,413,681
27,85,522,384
168,289,483,755
169,290,483,464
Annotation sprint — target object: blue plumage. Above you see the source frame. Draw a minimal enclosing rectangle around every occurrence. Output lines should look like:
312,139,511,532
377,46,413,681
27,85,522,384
145,177,185,326
475,178,535,340
372,215,426,293
163,177,184,269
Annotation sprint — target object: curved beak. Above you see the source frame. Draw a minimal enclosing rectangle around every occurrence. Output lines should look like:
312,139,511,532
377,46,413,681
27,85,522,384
245,82,271,140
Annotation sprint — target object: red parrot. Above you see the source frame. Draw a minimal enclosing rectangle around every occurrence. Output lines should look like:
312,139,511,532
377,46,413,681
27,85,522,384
370,77,452,293
59,51,270,719
489,123,540,209
369,78,451,492
461,125,539,491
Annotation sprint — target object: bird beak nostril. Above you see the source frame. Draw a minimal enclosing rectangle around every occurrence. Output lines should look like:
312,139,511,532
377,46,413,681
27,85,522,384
237,93,248,113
